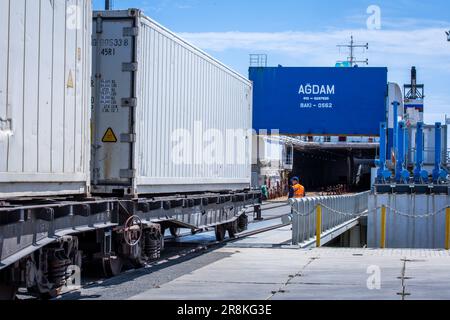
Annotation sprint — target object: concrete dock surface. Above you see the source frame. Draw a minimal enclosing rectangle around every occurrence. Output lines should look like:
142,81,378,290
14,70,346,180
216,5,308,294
129,247,450,300
62,221,450,300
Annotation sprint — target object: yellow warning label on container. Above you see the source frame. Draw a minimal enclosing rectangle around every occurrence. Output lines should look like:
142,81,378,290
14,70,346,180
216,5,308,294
67,70,74,88
102,128,118,143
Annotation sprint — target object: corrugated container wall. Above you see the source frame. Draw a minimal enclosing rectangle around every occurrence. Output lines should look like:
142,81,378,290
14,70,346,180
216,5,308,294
0,0,92,199
92,10,252,196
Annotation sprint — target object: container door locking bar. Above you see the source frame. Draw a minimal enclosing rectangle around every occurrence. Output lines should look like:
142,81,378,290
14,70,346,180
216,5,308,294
121,98,137,108
122,63,138,72
120,134,136,143
123,27,139,37
120,169,136,179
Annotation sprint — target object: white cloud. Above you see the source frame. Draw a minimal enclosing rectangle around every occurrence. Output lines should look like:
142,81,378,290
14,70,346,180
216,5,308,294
178,28,449,61
179,28,450,118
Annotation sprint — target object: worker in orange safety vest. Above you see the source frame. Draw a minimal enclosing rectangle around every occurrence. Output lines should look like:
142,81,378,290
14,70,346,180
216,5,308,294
288,177,305,199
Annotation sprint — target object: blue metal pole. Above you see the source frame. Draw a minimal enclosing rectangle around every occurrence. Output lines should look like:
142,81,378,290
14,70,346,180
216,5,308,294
395,121,410,183
433,123,442,182
396,121,405,183
414,122,428,183
404,124,410,177
405,127,410,166
392,101,399,164
377,122,391,182
432,122,447,183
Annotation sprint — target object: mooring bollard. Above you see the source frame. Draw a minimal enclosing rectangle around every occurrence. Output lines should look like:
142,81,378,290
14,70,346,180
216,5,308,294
254,205,263,221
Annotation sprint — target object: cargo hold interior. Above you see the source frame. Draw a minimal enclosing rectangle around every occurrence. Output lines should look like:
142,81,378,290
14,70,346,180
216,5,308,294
291,147,377,192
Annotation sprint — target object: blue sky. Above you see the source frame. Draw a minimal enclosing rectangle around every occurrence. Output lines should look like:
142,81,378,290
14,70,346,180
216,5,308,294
93,0,450,124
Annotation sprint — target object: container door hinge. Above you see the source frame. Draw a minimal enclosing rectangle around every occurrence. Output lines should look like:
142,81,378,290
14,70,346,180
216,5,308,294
121,98,137,107
120,169,136,179
128,9,139,17
120,133,136,143
122,62,138,72
0,118,12,131
123,27,139,37
96,16,103,33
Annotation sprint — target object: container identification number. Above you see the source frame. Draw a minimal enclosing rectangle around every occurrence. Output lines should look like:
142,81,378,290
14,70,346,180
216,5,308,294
92,38,130,47
100,48,116,56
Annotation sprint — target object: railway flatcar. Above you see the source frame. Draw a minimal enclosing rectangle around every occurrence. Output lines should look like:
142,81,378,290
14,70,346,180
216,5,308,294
0,3,260,300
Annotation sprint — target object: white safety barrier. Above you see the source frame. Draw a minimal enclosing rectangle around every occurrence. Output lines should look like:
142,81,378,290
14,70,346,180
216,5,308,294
289,192,370,246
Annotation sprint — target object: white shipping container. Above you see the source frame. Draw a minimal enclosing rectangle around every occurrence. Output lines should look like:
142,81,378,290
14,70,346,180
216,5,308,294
91,10,253,196
0,0,92,199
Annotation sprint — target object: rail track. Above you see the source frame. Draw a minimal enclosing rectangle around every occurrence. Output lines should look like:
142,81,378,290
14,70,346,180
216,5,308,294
15,211,291,300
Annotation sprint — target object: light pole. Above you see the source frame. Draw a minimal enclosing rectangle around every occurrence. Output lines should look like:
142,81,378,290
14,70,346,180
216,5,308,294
446,31,450,42
105,0,112,10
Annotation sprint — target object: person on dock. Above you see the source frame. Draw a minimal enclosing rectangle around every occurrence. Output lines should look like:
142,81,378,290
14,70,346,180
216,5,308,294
288,177,305,199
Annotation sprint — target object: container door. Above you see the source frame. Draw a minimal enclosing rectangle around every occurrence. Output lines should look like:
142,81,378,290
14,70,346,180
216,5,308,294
92,17,136,185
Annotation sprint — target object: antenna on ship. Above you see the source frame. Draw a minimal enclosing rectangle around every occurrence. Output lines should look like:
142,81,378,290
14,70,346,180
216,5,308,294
337,36,369,67
105,0,114,10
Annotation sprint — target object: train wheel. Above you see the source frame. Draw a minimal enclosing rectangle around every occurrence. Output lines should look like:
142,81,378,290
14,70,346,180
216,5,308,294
227,221,238,239
102,256,123,277
215,224,226,242
0,285,17,301
169,226,181,238
143,229,161,261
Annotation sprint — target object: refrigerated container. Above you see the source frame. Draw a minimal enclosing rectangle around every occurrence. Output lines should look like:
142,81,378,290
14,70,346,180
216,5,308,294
0,0,92,199
91,9,253,196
